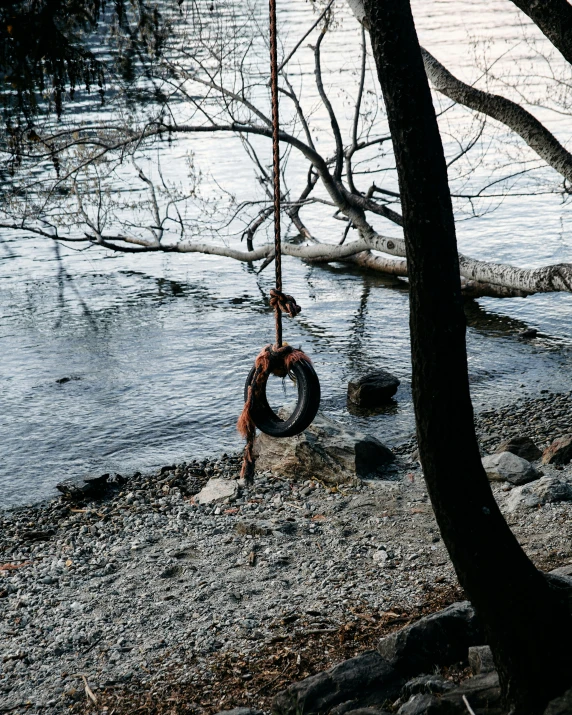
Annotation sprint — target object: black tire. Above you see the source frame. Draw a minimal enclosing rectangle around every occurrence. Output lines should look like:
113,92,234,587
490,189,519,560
244,359,320,437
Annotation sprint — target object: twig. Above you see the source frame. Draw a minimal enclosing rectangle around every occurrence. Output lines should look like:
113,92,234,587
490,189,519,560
276,0,336,73
462,695,476,715
71,674,98,705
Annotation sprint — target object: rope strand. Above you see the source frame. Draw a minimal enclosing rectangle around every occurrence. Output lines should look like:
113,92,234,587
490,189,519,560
269,0,283,349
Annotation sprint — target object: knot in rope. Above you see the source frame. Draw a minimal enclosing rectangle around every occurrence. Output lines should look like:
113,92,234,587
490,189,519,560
269,288,301,318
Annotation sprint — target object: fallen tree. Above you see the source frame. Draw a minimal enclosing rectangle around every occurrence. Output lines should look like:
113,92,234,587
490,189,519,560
1,0,572,300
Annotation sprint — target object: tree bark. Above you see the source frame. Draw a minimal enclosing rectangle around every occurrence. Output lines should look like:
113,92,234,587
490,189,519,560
361,0,572,711
509,0,572,66
421,48,572,184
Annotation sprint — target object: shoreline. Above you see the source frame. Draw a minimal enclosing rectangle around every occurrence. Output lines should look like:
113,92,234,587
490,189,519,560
1,390,571,714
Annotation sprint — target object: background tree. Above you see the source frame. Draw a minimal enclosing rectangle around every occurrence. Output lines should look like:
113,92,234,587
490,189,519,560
355,0,572,711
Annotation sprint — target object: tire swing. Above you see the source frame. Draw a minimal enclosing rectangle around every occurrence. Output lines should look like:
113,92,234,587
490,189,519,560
237,0,321,483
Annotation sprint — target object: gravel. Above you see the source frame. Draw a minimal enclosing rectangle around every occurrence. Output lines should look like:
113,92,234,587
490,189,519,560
1,392,572,715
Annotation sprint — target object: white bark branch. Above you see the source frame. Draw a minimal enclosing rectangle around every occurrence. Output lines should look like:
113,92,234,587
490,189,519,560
421,48,572,185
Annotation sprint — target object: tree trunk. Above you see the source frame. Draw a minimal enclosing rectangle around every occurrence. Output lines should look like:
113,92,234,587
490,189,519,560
361,0,572,711
509,0,572,66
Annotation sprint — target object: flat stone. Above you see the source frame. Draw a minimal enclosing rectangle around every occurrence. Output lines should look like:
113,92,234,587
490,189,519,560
195,478,238,505
506,477,572,512
468,645,495,675
347,371,400,407
272,650,402,715
542,435,572,465
481,452,540,485
377,602,483,676
254,412,394,484
494,435,541,461
402,674,454,698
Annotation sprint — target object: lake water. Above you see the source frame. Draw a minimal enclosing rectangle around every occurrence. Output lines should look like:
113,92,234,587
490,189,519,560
1,0,571,507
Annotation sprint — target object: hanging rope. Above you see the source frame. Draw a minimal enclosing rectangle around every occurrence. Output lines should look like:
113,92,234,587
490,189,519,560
269,0,286,349
236,0,319,483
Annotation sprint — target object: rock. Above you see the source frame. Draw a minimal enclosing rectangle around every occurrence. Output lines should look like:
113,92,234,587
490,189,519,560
214,710,262,715
347,371,400,407
377,602,484,676
542,435,572,465
398,673,501,714
545,688,572,714
254,412,395,483
468,645,495,675
397,694,439,715
56,473,126,502
402,674,454,698
494,435,541,461
272,650,402,715
439,672,501,713
481,452,540,485
195,478,238,505
550,564,572,579
519,328,538,339
506,477,572,512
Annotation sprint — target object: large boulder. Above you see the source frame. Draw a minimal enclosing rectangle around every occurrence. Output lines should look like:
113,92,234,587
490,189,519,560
347,371,400,407
542,435,572,465
481,452,540,485
254,412,394,484
377,602,484,676
506,476,572,512
494,435,541,462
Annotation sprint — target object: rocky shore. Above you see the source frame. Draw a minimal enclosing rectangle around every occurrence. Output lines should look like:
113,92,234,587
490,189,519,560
1,390,571,715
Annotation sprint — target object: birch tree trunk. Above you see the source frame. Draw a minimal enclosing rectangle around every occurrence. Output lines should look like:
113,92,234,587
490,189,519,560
361,0,572,712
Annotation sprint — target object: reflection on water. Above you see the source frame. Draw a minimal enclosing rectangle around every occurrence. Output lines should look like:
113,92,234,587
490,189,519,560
1,0,572,507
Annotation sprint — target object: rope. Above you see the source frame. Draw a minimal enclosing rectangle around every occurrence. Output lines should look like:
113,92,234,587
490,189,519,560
236,0,306,484
269,0,283,349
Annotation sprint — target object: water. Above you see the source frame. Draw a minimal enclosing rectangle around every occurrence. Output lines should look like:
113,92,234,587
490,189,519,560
1,0,571,507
